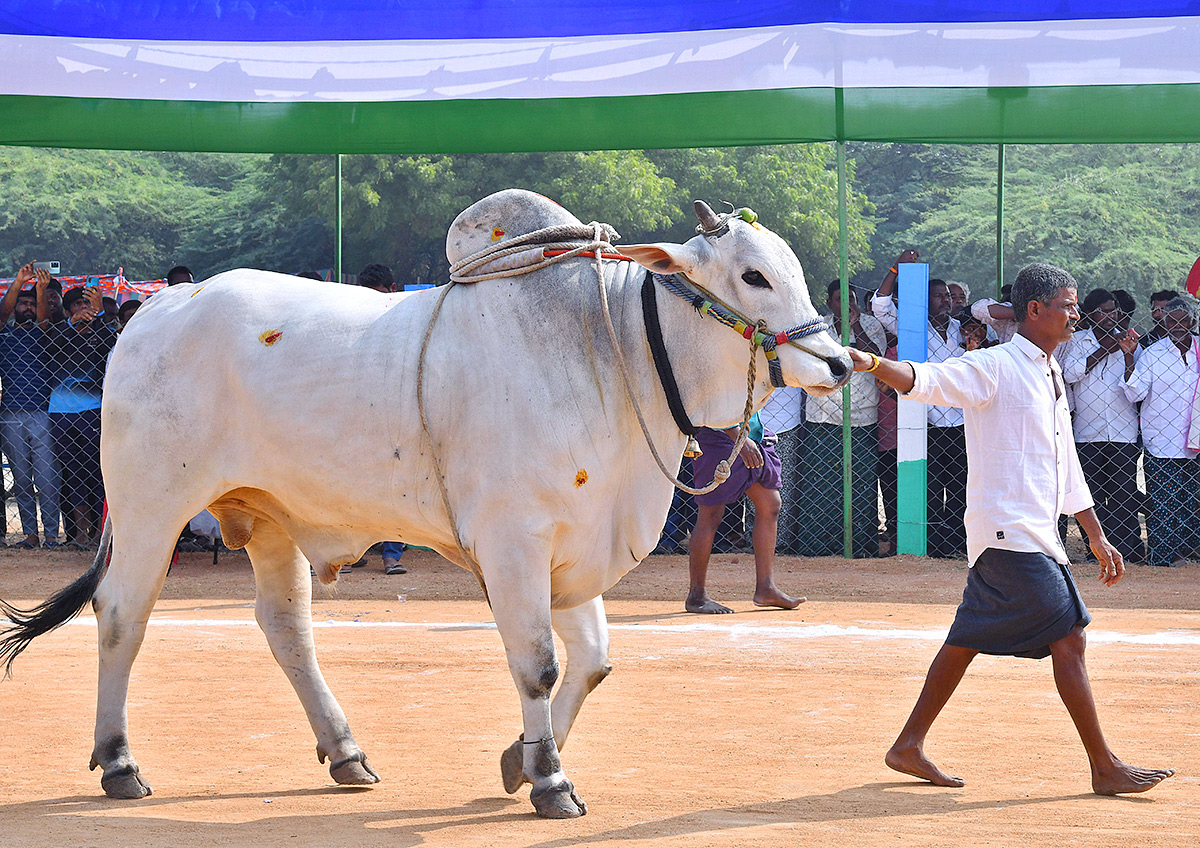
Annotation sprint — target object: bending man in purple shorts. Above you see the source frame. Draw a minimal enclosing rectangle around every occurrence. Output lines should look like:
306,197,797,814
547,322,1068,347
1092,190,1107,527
848,262,1173,795
685,412,804,614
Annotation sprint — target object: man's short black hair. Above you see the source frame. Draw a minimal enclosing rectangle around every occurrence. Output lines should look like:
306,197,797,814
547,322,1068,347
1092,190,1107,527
1012,263,1076,322
166,265,193,285
358,263,394,291
1111,288,1136,317
1081,287,1114,315
46,277,62,294
62,287,86,310
1000,283,1012,301
929,277,948,290
118,299,141,322
826,279,859,301
15,287,36,302
1151,289,1181,304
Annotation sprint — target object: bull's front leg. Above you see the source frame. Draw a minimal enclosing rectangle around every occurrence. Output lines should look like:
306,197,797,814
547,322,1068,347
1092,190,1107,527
501,596,611,795
484,557,586,818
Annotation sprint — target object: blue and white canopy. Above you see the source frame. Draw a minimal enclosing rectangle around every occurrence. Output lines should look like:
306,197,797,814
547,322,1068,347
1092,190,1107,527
2,1,1199,152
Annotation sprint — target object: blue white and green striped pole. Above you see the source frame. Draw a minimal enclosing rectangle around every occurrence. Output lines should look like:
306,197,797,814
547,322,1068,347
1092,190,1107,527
895,262,929,556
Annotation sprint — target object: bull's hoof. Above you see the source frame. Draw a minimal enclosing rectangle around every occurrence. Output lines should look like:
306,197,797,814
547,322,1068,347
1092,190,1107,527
330,752,380,785
530,779,587,818
501,740,527,794
100,764,153,799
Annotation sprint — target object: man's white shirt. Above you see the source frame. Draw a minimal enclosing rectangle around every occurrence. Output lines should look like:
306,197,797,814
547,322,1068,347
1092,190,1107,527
1061,328,1141,444
903,333,1093,567
1123,334,1200,459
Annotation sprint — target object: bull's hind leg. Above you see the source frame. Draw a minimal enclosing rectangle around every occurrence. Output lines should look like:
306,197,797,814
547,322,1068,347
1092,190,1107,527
245,518,379,786
483,552,586,818
89,529,178,799
502,596,611,795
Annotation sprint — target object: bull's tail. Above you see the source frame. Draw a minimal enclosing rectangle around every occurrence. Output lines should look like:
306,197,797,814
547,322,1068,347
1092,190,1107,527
0,512,114,677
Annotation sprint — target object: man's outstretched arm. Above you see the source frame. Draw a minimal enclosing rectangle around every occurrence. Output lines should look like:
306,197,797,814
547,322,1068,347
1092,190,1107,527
846,347,916,393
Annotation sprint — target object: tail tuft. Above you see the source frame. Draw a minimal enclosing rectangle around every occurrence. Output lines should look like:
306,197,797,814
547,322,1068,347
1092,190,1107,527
0,514,113,677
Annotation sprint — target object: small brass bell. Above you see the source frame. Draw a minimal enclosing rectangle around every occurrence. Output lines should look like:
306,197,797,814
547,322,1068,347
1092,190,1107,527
684,436,702,458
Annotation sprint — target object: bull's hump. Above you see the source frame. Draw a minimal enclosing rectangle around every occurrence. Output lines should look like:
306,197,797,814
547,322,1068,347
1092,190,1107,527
446,189,583,266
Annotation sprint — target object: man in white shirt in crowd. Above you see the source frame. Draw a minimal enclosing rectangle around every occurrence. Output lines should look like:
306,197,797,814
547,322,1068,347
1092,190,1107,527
800,281,885,556
1061,288,1145,562
970,284,1017,344
849,262,1173,795
873,260,967,557
1123,297,1200,567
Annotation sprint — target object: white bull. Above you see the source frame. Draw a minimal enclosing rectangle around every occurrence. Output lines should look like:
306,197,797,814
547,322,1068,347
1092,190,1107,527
0,190,850,818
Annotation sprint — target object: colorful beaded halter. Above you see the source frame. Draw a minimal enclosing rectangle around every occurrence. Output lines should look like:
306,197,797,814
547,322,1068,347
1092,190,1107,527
650,271,830,388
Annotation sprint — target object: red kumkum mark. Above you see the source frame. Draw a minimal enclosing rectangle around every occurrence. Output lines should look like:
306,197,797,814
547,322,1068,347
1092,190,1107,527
259,329,284,347
574,469,588,487
491,227,506,241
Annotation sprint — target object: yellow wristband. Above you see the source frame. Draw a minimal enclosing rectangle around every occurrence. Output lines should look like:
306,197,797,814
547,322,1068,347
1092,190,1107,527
866,353,882,372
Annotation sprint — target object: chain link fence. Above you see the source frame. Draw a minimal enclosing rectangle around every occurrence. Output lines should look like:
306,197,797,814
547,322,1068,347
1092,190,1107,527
0,281,1195,567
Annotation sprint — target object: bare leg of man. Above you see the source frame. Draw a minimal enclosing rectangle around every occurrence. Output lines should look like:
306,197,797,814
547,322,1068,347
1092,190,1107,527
1049,625,1175,794
686,503,733,614
745,483,803,609
885,642,977,786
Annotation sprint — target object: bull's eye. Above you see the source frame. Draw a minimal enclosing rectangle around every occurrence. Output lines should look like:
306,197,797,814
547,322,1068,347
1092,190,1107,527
741,270,770,288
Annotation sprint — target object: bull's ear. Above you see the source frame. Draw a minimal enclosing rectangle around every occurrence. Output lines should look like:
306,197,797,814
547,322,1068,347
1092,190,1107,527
622,242,702,275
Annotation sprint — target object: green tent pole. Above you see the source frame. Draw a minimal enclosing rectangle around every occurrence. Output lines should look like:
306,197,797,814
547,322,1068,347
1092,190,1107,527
837,140,852,559
997,143,1005,298
336,153,344,283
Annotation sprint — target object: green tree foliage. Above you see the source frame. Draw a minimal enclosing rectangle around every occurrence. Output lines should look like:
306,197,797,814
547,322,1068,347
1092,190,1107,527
13,141,1200,327
0,148,330,280
261,146,873,297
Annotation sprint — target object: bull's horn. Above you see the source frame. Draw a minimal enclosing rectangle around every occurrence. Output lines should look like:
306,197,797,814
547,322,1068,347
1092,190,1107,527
693,200,721,231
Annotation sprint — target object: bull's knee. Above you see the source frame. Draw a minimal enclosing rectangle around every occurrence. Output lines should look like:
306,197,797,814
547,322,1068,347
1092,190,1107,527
520,643,560,700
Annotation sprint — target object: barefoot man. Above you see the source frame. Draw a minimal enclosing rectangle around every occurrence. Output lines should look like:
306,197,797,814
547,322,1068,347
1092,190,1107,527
848,263,1174,795
685,412,804,614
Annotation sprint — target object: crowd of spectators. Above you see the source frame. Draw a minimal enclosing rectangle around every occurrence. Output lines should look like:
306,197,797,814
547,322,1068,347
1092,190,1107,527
660,251,1200,568
0,262,133,549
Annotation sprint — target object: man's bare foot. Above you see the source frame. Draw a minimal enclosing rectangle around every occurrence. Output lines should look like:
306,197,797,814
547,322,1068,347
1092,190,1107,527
752,587,806,609
685,591,733,614
885,743,965,787
1092,759,1175,795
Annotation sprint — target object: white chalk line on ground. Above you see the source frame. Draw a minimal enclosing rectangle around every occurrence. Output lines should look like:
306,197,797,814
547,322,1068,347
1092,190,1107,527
56,617,1200,646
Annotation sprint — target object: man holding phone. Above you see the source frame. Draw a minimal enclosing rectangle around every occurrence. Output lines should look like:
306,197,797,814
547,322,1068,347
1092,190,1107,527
0,264,60,548
40,277,117,549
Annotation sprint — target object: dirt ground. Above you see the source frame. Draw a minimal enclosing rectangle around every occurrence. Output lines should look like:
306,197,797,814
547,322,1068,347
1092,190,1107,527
0,547,1197,848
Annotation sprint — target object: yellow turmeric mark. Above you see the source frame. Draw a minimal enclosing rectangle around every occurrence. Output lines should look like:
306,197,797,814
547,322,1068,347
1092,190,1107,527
574,469,589,487
259,329,284,346
189,286,205,297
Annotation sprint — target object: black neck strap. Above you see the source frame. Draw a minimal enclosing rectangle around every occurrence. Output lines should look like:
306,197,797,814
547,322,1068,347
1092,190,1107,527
641,271,696,437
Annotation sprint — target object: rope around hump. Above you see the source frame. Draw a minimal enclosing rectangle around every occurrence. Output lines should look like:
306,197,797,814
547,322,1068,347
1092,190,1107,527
416,221,761,576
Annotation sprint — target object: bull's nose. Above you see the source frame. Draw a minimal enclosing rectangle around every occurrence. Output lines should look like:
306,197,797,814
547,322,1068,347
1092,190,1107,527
826,355,848,380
